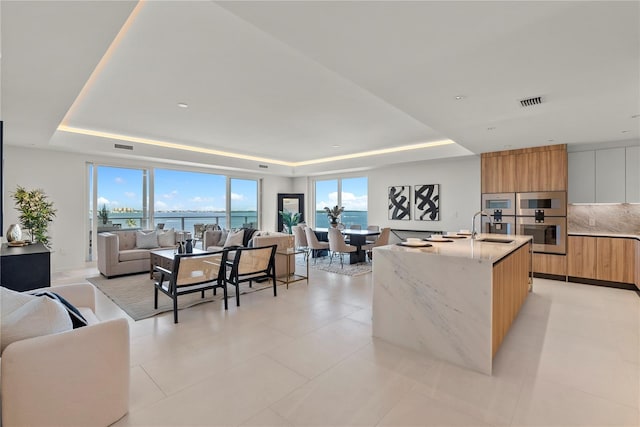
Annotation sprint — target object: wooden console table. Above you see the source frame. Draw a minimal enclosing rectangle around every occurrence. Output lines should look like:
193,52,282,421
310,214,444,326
1,243,51,291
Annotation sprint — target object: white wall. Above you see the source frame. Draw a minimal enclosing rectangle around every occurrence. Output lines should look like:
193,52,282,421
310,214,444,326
368,156,481,232
2,146,294,271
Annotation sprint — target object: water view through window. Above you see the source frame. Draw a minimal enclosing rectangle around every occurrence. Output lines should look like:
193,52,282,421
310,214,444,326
93,166,259,241
315,177,368,228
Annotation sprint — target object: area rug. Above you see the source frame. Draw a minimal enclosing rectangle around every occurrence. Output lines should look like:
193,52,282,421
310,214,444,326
298,254,372,277
86,274,272,321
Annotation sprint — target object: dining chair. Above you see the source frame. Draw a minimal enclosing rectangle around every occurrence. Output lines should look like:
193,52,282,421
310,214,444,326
366,225,380,243
349,224,362,230
153,251,227,323
223,245,277,307
193,223,206,248
292,225,309,258
305,227,330,264
328,227,357,268
363,227,391,261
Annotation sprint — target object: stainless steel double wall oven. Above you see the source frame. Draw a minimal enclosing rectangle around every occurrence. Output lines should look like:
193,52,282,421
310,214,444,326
481,191,567,254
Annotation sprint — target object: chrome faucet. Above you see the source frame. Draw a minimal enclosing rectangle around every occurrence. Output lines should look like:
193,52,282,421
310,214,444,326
472,210,491,239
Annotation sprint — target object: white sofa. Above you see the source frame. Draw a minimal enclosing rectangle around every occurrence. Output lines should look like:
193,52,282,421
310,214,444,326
203,229,295,278
97,229,188,278
0,283,130,427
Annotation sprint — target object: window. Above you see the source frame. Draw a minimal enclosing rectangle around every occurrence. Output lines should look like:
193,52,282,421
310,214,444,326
230,178,258,229
315,177,368,227
315,179,338,228
87,165,260,258
341,177,368,228
95,166,148,230
154,169,226,234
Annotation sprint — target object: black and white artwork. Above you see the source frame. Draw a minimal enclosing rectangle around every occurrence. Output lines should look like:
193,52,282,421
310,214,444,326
388,186,411,220
415,184,440,221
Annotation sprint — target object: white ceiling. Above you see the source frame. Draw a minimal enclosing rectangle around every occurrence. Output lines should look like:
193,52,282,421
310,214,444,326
2,1,639,176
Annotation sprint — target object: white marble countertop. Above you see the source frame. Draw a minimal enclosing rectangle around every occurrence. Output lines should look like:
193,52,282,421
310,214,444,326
377,233,532,264
568,231,640,240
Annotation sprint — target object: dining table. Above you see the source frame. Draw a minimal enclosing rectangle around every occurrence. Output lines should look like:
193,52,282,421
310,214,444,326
314,227,381,264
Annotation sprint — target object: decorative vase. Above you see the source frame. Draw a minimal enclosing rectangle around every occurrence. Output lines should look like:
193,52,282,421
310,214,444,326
6,224,22,242
185,239,193,254
177,241,185,254
330,220,339,228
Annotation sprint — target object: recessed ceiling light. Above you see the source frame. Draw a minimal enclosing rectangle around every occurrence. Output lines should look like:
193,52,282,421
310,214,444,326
331,145,341,148
621,130,629,133
177,103,189,108
454,95,465,100
548,139,555,142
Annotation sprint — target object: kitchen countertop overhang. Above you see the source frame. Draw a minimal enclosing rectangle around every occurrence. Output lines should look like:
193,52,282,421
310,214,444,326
377,233,532,264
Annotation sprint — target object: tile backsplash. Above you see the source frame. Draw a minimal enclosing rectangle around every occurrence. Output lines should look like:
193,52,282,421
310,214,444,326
568,204,640,234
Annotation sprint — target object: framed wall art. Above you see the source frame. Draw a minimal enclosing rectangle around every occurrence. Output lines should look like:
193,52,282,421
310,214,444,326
415,184,440,221
388,186,411,220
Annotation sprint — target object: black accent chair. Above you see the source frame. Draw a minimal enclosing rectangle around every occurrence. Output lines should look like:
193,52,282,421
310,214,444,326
154,250,227,323
223,244,277,307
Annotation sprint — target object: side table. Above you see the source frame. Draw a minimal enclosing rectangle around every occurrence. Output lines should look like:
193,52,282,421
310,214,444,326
1,243,51,291
276,249,308,289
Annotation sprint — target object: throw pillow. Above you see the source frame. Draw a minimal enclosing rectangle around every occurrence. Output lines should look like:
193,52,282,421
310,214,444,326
30,291,88,329
217,230,229,246
1,287,72,353
243,229,258,246
136,230,159,249
157,228,176,247
224,229,244,248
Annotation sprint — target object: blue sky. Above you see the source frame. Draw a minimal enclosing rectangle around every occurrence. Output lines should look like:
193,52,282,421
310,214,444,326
96,166,258,211
315,177,368,211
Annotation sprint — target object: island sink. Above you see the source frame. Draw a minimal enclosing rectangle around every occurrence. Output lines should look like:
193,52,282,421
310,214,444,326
476,238,514,244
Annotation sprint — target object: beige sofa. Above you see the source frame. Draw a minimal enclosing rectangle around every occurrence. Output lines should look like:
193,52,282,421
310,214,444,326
97,229,188,278
203,229,295,278
1,283,130,427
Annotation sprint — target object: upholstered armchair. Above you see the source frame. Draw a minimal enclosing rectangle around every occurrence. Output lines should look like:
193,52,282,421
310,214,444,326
0,283,130,427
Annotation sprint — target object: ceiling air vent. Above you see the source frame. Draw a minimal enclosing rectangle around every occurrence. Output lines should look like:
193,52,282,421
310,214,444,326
520,96,542,107
114,143,133,150
258,164,269,169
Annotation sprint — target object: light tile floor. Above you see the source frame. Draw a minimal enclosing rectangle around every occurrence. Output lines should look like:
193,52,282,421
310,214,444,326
52,266,640,426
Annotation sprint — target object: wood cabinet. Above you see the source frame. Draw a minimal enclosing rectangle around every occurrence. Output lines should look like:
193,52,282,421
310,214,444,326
492,243,530,357
596,237,635,283
533,253,566,276
481,152,516,193
481,144,567,193
567,236,597,279
568,235,635,284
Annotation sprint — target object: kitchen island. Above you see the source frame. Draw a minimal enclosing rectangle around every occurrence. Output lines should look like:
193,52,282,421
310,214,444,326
372,234,532,375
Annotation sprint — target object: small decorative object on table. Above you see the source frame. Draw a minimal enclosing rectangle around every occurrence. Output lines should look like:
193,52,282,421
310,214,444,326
185,239,193,253
324,205,344,228
6,224,22,242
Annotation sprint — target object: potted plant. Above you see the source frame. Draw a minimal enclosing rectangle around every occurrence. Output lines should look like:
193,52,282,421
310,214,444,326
12,186,57,246
279,210,301,234
324,205,344,227
98,204,110,225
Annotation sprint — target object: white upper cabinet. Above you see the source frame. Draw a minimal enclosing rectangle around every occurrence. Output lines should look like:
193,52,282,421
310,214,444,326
569,145,638,203
568,151,595,203
595,148,626,203
626,146,640,203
